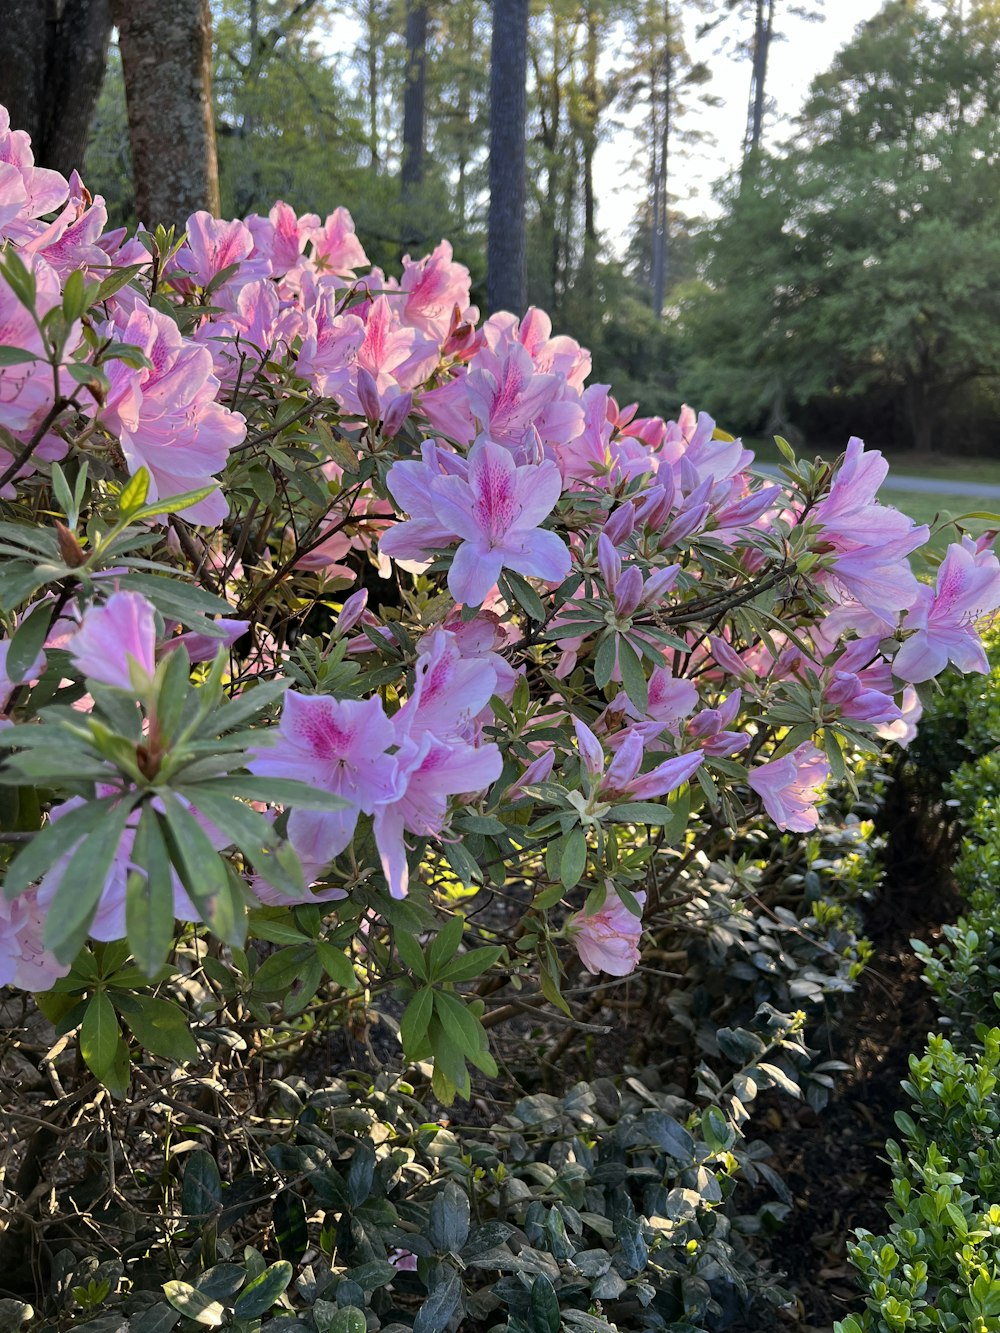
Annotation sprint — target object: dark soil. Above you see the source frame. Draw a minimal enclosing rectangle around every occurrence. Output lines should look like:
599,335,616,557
752,774,962,1332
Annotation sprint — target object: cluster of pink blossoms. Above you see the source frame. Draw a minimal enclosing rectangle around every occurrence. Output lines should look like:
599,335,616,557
1,98,1000,991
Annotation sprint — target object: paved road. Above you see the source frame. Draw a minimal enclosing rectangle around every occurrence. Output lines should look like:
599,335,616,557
754,463,1000,501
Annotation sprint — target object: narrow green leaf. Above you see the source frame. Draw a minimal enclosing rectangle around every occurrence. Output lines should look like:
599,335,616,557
115,993,197,1064
126,807,176,976
617,637,648,713
80,990,120,1081
119,467,150,516
5,601,52,684
42,798,138,961
399,986,434,1055
427,913,465,977
559,826,587,889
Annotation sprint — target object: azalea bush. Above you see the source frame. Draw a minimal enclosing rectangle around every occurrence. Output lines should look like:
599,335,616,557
0,99,999,1319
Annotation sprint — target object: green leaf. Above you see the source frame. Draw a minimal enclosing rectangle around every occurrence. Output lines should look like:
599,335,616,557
181,1150,222,1219
395,927,428,980
61,268,90,323
4,601,52,685
2,249,37,310
427,913,465,977
502,570,546,622
253,945,314,994
560,826,587,889
400,986,434,1055
176,784,303,899
428,1179,471,1253
42,797,138,962
119,467,151,516
129,484,219,522
157,794,233,931
80,990,120,1081
95,263,149,304
529,1275,560,1333
315,939,357,990
436,945,504,983
593,634,616,690
127,807,176,976
114,993,197,1064
617,636,648,713
606,801,675,824
433,990,487,1061
162,1282,225,1327
412,1273,463,1333
234,1258,296,1322
272,1191,308,1264
0,346,39,366
222,776,349,811
4,796,117,899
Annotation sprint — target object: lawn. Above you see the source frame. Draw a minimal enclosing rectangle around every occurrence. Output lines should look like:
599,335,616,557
746,434,1000,490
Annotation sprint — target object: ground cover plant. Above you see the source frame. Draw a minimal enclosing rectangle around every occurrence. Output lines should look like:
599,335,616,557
0,103,999,1330
835,631,1000,1333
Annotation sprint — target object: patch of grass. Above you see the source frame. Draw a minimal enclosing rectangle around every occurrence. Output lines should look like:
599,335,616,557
746,435,1000,490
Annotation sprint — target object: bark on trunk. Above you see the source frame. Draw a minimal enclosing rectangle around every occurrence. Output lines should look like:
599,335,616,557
401,0,428,200
113,0,221,229
487,0,529,316
744,0,774,161
650,34,672,318
1,0,113,176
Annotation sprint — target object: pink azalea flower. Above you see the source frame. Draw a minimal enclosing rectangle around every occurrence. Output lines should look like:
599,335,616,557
0,888,70,991
248,691,402,866
374,732,502,899
570,889,647,977
748,743,831,833
306,206,369,276
395,630,498,741
876,684,922,748
0,254,77,489
574,718,703,800
810,437,928,625
68,591,157,690
383,436,570,607
97,300,247,525
398,239,474,340
894,538,1000,683
246,200,309,277
0,106,68,243
175,211,267,293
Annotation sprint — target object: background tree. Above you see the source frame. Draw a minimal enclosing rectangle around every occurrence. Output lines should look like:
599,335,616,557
681,0,1000,450
401,0,429,206
487,0,530,314
1,0,112,175
113,0,221,226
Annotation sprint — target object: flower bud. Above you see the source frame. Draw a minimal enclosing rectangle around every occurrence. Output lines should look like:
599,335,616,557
336,588,369,635
382,391,412,439
613,566,643,619
602,503,635,546
357,366,380,422
573,717,605,778
597,533,621,593
55,521,86,568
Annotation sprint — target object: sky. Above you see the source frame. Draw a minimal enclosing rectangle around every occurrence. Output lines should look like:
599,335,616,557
595,0,886,252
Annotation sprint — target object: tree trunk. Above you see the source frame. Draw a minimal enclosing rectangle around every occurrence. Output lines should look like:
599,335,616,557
651,32,672,318
487,0,529,315
744,0,774,161
401,0,428,201
0,0,113,176
113,0,220,229
366,0,380,169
